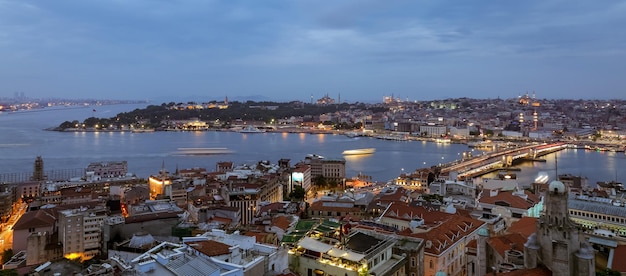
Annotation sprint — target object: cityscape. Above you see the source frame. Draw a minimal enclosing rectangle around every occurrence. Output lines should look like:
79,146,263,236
0,94,624,276
1,1,625,276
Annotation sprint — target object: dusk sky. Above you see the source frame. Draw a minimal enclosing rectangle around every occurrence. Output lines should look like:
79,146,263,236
1,1,625,103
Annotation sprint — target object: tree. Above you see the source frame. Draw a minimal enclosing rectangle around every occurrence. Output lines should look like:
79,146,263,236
290,185,305,201
0,269,18,276
313,175,327,186
1,249,13,264
598,268,621,276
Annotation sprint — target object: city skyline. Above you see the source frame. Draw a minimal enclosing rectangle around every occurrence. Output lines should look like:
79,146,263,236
1,1,625,102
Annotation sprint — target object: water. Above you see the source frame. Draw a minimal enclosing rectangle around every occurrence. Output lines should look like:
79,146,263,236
1,104,624,185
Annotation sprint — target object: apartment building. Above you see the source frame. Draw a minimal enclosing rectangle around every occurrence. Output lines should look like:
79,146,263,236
58,205,107,261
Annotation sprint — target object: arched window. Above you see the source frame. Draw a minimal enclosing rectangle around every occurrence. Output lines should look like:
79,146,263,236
429,260,434,269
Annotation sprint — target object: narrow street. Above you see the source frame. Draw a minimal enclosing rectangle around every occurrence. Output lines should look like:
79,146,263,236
0,202,27,253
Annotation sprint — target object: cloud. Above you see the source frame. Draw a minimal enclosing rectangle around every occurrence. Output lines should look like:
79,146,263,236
0,0,624,100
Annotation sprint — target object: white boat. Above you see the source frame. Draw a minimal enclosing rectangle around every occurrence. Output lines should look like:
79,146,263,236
239,126,266,133
342,148,376,155
175,148,233,155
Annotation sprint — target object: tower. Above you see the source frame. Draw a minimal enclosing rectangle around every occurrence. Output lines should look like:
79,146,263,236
477,228,489,276
524,180,595,275
32,156,45,181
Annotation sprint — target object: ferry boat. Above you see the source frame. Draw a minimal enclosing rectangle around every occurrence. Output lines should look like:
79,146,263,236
175,148,233,155
342,148,376,155
239,126,266,133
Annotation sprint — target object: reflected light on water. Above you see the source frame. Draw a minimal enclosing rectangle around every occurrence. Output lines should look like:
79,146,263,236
317,134,325,143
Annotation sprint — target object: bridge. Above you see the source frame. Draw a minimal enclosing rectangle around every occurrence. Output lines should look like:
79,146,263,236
441,142,567,180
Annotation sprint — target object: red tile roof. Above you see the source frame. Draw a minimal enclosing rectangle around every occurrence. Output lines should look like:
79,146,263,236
480,189,541,210
310,200,361,213
186,240,231,257
506,217,537,239
272,216,291,231
398,214,484,255
393,203,485,255
258,202,287,214
12,209,56,230
488,233,527,257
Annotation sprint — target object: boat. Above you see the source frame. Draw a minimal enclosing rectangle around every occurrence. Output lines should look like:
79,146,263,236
175,148,234,155
342,148,376,155
239,126,266,133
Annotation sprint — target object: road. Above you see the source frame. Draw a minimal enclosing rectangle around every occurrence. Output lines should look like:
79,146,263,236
0,203,27,253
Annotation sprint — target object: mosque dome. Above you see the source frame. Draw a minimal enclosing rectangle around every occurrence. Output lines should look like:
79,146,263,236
548,180,566,194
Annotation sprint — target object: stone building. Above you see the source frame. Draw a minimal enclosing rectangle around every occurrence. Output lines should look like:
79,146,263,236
523,180,595,275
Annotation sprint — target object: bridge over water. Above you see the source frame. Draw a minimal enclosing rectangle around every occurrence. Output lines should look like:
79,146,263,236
441,142,567,180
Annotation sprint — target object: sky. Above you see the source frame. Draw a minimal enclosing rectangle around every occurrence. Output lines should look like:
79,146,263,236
1,1,625,103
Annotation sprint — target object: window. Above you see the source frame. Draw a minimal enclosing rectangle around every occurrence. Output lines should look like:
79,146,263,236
429,260,433,269
411,257,416,267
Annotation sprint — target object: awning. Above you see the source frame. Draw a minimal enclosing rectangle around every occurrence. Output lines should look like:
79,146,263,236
342,251,365,262
588,237,618,247
298,237,333,253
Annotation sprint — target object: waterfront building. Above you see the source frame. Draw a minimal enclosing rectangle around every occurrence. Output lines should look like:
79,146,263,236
85,161,128,179
419,124,447,137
